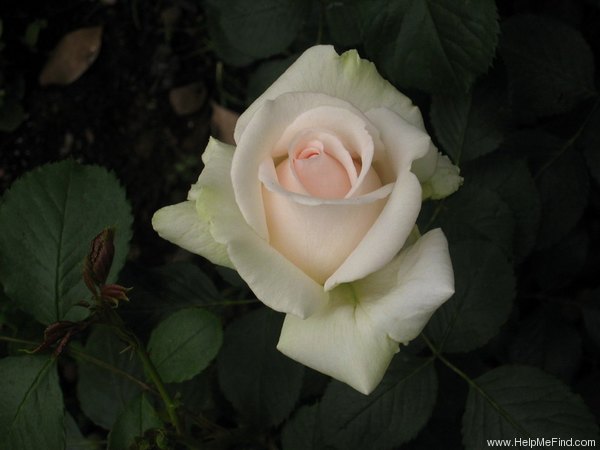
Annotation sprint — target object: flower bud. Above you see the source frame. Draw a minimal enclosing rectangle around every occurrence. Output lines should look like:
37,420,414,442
84,227,115,294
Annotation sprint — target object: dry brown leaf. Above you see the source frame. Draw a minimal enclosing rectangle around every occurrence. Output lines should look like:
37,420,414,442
168,82,206,116
210,102,239,145
39,26,103,86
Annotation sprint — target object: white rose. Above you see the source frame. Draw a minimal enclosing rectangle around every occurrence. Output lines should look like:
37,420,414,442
153,45,458,394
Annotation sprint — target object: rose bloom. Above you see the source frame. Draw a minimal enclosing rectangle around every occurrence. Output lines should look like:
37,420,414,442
153,46,460,394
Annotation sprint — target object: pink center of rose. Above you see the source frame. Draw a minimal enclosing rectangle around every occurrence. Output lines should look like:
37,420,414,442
291,139,352,199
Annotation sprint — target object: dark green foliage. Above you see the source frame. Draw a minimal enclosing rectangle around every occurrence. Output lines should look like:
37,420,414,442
463,366,599,449
217,308,304,428
0,356,64,450
0,1,599,448
0,161,132,324
364,0,499,93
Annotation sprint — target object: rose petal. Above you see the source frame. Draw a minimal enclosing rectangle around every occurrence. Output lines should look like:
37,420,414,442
273,105,380,198
292,150,351,198
235,45,448,191
235,45,424,143
259,158,393,206
262,182,387,283
277,284,398,395
232,92,381,239
357,229,455,344
152,200,233,269
199,138,328,318
324,108,431,290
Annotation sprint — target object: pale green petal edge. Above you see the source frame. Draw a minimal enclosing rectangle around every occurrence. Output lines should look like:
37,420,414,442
421,153,463,200
152,201,233,269
235,45,424,143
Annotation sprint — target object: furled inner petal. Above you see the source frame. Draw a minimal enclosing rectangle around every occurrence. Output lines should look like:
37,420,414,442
272,106,381,199
282,130,358,199
232,92,384,240
292,147,351,199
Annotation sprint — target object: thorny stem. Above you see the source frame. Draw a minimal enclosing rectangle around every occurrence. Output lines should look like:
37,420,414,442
0,335,154,392
103,308,184,436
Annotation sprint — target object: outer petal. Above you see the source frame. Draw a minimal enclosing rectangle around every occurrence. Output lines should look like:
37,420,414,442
277,284,398,395
199,138,328,318
358,229,455,344
325,108,430,290
235,45,424,142
152,201,233,269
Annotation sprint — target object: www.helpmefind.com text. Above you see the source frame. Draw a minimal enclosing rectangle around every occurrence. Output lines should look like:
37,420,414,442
487,438,597,447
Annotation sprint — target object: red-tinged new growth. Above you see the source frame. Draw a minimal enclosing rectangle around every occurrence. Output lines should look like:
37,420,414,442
100,283,131,308
83,227,116,295
30,320,88,356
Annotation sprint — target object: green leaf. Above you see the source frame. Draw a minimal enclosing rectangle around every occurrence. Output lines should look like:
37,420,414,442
148,307,222,383
508,308,582,382
425,240,515,353
205,9,255,67
497,131,590,249
430,81,506,164
121,261,220,327
535,149,589,249
66,412,101,450
421,183,515,258
0,160,133,324
77,326,143,429
246,55,298,105
500,14,596,120
282,404,321,450
169,372,213,418
108,393,162,450
463,366,599,449
0,355,65,450
206,0,306,62
324,0,384,47
464,153,541,262
365,0,499,93
319,355,437,450
217,308,304,427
